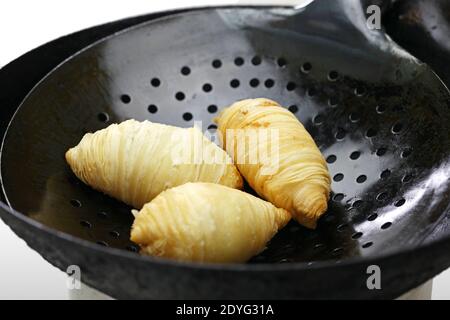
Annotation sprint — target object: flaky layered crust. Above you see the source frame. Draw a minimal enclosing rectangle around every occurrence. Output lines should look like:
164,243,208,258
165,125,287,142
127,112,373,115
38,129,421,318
66,119,242,209
216,98,331,228
131,182,291,263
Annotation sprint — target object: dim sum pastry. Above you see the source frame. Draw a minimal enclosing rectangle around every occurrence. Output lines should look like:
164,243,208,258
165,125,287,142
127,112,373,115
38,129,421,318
131,182,291,263
215,98,331,228
66,119,242,209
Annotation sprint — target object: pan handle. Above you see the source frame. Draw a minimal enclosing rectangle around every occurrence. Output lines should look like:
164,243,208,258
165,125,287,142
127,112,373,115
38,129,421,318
232,0,393,37
226,0,419,83
232,0,394,32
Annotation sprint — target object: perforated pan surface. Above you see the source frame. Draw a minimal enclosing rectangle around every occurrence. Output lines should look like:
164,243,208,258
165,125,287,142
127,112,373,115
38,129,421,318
2,4,450,266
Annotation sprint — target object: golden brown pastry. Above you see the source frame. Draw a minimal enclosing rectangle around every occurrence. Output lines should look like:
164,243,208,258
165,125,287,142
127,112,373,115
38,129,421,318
131,182,291,263
66,119,242,209
215,98,331,228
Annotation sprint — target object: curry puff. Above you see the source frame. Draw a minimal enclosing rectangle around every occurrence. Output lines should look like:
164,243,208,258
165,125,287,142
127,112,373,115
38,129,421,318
215,98,331,228
131,183,291,263
66,119,242,209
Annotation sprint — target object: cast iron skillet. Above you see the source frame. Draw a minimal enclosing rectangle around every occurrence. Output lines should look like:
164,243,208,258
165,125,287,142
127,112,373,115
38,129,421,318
0,0,450,299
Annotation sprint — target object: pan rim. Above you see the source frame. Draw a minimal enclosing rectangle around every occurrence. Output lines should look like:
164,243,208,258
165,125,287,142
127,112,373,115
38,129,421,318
1,198,450,272
1,4,450,273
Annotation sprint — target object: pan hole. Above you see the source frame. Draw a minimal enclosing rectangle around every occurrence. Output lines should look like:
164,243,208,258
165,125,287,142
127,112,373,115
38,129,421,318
362,242,373,249
401,148,412,158
120,94,131,104
96,241,108,247
277,57,287,67
150,78,161,87
326,155,337,164
97,212,108,219
395,198,406,207
109,231,120,238
346,205,357,214
353,200,363,208
234,57,244,66
349,112,360,122
354,86,365,96
377,192,388,201
147,104,158,114
356,175,367,183
381,222,392,230
126,245,139,252
366,128,377,138
286,82,296,91
402,174,413,183
376,105,386,114
203,83,213,92
332,247,343,255
207,105,218,113
208,124,217,130
182,112,193,121
175,92,185,101
392,122,403,134
80,220,91,228
97,112,109,123
335,128,346,140
249,78,260,88
367,213,378,221
350,151,360,160
70,199,81,208
376,147,387,156
230,79,240,88
352,232,363,239
328,71,339,81
337,224,348,232
333,193,344,201
288,105,298,113
181,66,191,76
380,169,391,179
301,62,312,73
333,173,344,182
212,59,222,69
328,97,339,107
251,56,262,66
313,114,324,125
264,79,275,88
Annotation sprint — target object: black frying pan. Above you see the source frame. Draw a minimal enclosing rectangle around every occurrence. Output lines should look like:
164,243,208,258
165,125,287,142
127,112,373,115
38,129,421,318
0,0,449,299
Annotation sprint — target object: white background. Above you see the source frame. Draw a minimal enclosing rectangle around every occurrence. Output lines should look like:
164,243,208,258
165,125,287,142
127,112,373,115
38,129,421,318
0,0,449,299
